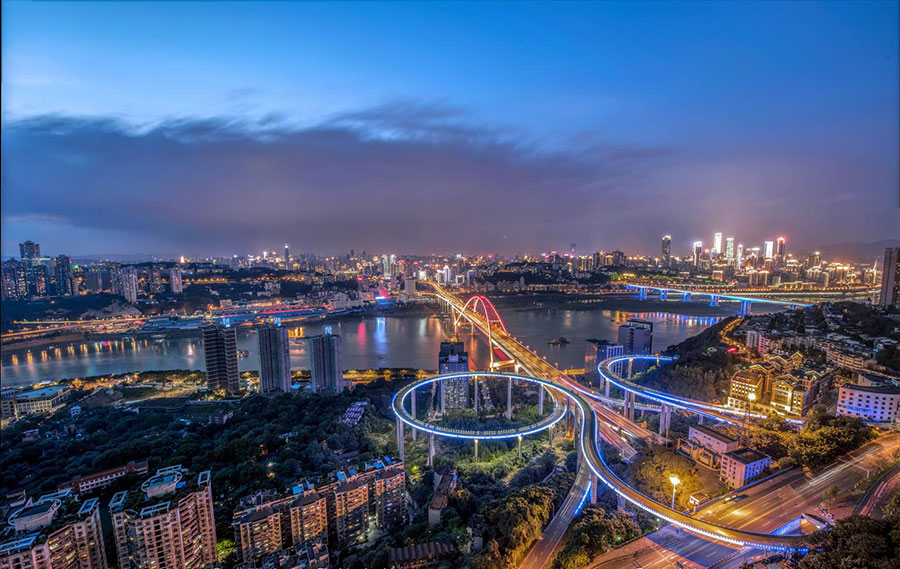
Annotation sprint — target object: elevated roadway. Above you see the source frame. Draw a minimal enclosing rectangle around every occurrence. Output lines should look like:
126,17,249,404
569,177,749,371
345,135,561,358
422,283,809,555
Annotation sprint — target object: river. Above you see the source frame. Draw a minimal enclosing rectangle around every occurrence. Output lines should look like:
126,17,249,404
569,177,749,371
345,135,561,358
1,306,723,387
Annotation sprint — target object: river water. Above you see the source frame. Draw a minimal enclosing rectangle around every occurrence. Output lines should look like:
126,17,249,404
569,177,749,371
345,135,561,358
1,307,721,387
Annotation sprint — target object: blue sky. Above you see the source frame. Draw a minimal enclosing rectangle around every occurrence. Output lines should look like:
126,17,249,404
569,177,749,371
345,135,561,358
2,1,898,257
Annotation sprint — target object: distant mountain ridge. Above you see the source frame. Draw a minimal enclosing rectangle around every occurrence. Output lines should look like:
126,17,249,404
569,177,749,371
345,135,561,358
818,239,899,262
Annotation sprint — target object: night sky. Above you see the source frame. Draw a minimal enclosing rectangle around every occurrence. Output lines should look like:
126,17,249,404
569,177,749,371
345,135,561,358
2,1,897,257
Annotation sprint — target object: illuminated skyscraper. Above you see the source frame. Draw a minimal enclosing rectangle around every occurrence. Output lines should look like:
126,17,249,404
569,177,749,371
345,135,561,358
310,330,345,393
661,235,672,265
879,248,899,309
121,267,139,304
169,268,183,294
284,244,290,265
54,255,74,296
618,319,653,356
775,237,786,267
111,468,216,569
692,241,703,267
0,492,108,569
439,342,469,412
258,325,292,394
203,325,240,394
736,244,744,270
18,240,41,260
764,241,774,259
713,233,723,256
725,237,735,264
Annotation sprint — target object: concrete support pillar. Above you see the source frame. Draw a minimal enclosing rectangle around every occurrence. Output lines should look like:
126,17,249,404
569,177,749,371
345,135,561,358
740,300,752,316
590,474,598,504
709,295,719,307
698,415,704,425
638,287,647,300
627,359,633,379
539,387,545,415
517,435,523,460
683,292,691,302
427,433,435,467
660,290,668,301
473,376,478,414
604,381,610,398
474,439,479,462
506,377,513,420
440,379,446,415
411,389,417,441
659,404,671,437
397,420,405,462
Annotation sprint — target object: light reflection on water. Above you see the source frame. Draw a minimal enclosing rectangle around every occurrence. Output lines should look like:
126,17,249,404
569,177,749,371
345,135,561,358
1,308,718,387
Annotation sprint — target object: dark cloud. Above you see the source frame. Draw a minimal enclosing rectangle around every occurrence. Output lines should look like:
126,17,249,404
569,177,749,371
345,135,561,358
1,102,668,256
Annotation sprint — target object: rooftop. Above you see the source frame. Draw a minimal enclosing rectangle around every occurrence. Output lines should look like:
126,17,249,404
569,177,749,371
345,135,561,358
840,383,900,395
726,448,770,465
690,424,736,445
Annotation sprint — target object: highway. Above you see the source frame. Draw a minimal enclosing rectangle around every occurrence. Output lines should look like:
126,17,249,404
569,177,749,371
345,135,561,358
423,282,809,564
588,432,900,568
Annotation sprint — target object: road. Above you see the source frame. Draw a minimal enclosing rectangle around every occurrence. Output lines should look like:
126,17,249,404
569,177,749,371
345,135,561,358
519,460,592,569
587,432,900,569
426,283,811,566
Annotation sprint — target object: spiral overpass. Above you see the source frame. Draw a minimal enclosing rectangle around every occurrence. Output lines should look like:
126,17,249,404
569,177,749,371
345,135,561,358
392,372,567,440
419,282,810,552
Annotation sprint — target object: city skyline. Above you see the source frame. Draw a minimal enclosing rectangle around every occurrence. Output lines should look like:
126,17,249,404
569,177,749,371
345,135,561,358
2,2,898,257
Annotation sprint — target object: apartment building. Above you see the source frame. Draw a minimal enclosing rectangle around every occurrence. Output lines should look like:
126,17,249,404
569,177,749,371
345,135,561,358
233,457,403,563
233,489,328,564
0,492,106,569
110,467,216,569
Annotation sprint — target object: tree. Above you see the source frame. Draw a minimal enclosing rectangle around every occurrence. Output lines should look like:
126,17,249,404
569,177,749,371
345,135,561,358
799,515,900,569
822,484,839,506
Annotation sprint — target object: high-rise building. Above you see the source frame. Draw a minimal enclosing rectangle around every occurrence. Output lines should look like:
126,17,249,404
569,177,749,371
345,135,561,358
169,268,183,294
373,467,405,529
121,267,139,304
661,235,672,265
53,255,75,296
806,251,821,269
764,241,774,260
310,331,345,393
86,269,106,294
284,244,290,266
110,468,216,569
438,342,469,412
713,233,723,256
584,339,624,385
879,248,900,309
19,240,41,260
692,241,703,267
736,244,744,270
0,491,107,569
232,489,328,565
258,325,292,394
725,237,735,264
618,319,653,356
203,325,240,394
775,237,786,267
1,260,27,300
332,479,368,548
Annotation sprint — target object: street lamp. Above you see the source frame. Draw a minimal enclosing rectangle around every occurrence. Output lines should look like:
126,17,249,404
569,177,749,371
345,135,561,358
669,475,680,509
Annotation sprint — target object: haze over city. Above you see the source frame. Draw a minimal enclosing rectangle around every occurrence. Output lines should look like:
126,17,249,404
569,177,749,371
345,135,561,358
2,1,898,257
